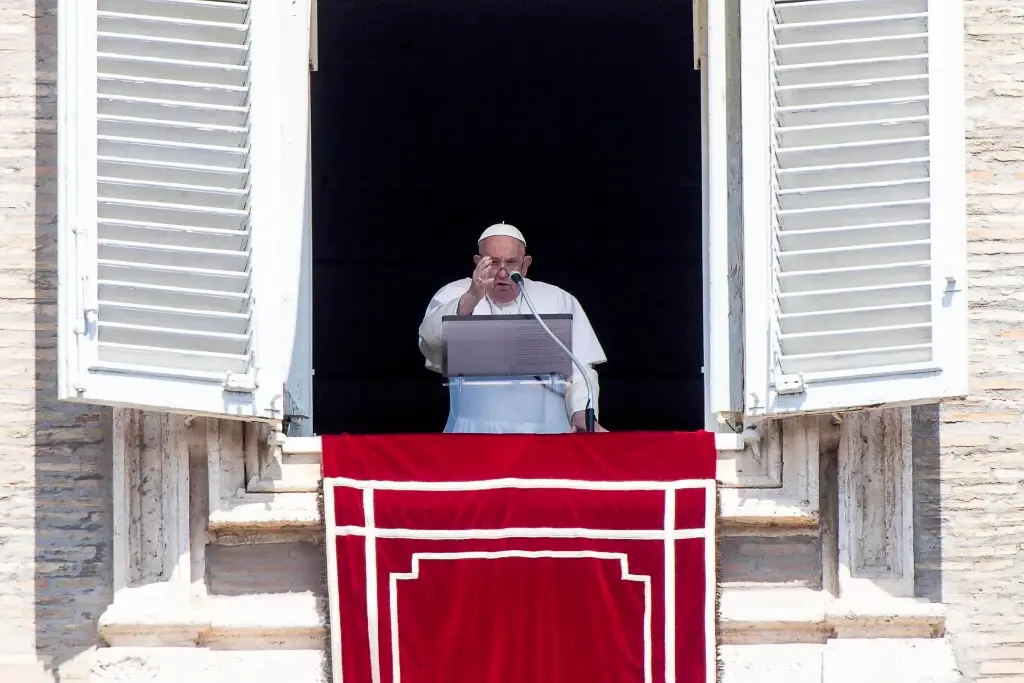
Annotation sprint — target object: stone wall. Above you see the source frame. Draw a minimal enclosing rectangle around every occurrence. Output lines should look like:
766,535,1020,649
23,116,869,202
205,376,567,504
917,2,1024,680
0,1,113,681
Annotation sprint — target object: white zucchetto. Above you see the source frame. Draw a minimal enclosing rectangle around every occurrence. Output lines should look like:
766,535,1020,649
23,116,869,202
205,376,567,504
478,223,526,246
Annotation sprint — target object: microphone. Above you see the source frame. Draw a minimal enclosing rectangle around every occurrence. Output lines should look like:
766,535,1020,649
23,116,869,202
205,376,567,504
511,271,597,433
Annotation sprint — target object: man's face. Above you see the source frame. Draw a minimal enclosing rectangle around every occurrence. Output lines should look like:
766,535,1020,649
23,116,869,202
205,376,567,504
474,236,532,303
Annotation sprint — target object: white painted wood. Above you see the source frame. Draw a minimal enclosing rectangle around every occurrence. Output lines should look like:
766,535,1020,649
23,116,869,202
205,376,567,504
249,0,314,430
739,0,773,417
692,0,705,71
57,0,312,422
704,0,744,421
837,408,915,600
282,0,314,433
739,0,968,418
310,0,319,72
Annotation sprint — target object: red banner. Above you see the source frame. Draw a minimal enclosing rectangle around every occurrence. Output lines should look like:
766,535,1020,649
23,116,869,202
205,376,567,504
323,432,717,683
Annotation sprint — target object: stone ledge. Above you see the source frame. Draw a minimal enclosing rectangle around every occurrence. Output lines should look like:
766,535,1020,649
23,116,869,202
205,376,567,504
235,435,817,527
720,639,960,683
99,585,943,649
92,647,326,683
208,492,320,530
215,486,817,529
720,587,946,644
98,586,325,649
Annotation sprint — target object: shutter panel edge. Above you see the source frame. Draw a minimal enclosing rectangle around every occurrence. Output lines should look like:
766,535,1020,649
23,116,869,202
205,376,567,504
741,0,967,419
58,0,307,421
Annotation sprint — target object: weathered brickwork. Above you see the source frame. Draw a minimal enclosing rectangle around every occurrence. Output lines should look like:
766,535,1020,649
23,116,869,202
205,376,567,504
0,1,112,681
914,2,1024,681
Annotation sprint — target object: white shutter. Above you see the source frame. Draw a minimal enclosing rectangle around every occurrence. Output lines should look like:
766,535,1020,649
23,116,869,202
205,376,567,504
58,0,310,420
739,0,966,418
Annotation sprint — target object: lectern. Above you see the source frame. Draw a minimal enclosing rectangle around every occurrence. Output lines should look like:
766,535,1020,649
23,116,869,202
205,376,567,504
440,314,574,434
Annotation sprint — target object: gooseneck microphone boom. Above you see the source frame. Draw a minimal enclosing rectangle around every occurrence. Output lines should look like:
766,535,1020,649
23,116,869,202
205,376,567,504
510,271,597,433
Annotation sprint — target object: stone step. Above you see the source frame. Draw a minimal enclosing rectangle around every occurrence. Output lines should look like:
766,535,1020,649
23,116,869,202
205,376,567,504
97,584,945,650
99,586,325,649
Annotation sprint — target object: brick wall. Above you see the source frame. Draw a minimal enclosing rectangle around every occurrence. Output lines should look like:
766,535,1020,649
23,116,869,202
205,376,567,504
0,1,112,681
913,2,1024,681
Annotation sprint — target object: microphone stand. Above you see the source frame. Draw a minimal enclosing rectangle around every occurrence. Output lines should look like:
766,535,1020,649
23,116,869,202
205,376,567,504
511,272,597,433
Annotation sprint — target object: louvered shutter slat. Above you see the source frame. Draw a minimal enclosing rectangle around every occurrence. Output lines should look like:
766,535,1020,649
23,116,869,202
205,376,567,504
89,2,256,382
100,56,248,86
98,118,248,147
98,32,248,64
98,179,249,209
98,344,250,374
97,220,249,250
740,0,966,416
97,159,248,187
97,282,248,313
771,0,932,379
98,240,248,270
101,302,249,334
100,0,248,23
99,261,248,292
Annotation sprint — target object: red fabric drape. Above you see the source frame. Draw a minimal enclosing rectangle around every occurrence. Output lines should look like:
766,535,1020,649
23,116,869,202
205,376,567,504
323,431,717,683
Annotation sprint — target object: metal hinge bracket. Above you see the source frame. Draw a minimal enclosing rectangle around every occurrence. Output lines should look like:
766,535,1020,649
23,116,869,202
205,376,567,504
223,372,256,392
773,372,806,396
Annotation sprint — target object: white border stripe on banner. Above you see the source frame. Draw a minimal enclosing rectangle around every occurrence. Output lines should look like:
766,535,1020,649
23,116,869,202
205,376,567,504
704,483,717,681
333,526,706,541
363,488,381,683
324,477,711,491
389,551,654,683
663,489,676,683
324,483,344,683
325,477,716,683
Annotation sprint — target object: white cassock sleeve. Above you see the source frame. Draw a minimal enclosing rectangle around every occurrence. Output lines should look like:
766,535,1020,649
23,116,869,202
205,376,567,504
418,279,608,422
418,279,470,373
563,293,607,419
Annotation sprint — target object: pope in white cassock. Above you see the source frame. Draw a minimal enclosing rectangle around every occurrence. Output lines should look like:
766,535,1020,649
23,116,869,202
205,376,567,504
418,224,608,433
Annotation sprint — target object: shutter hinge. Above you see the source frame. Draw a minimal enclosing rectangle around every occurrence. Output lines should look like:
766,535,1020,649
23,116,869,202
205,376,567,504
223,372,256,393
773,372,805,396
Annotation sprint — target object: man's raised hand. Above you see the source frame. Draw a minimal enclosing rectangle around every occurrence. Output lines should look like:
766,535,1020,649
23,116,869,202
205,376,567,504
458,257,496,314
469,256,496,300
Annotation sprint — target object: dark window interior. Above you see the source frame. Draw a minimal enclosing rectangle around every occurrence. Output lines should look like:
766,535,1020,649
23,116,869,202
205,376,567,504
310,0,704,434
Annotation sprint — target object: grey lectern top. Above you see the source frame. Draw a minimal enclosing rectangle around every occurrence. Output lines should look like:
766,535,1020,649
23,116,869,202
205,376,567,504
440,314,573,380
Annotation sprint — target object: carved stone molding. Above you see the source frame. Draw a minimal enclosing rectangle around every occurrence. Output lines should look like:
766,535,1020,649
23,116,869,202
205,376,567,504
110,410,194,595
837,408,914,600
719,416,820,525
718,420,783,489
